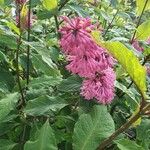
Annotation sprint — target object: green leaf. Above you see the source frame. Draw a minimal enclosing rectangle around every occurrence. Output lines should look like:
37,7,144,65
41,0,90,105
42,0,58,10
111,0,119,8
37,10,55,19
24,120,57,150
29,75,62,89
58,75,82,92
135,20,150,40
0,93,19,122
73,105,115,150
0,34,17,49
31,0,41,7
0,0,4,5
0,122,18,136
0,139,17,150
143,47,150,56
136,119,150,150
32,54,61,77
115,81,138,102
6,22,20,35
0,51,6,61
136,0,150,16
24,95,68,115
68,3,89,17
115,139,144,150
0,67,15,91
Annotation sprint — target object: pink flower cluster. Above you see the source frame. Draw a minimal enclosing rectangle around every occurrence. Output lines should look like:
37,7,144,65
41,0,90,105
59,17,116,104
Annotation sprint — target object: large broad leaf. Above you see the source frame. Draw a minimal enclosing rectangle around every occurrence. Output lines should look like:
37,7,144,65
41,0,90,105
24,120,57,150
24,95,68,115
0,93,19,122
0,139,17,150
115,139,144,150
73,105,115,150
136,0,150,16
135,20,150,40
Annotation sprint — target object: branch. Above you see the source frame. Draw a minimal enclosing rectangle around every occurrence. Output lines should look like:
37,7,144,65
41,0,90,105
131,0,149,43
98,111,141,149
19,125,27,150
98,102,150,150
49,11,72,33
58,0,70,11
49,0,71,35
103,9,119,37
54,15,61,39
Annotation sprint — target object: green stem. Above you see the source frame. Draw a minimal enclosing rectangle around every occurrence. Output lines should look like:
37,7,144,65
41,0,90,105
103,9,119,38
26,0,31,85
131,0,149,43
50,11,72,33
98,111,141,149
98,102,150,150
58,0,70,11
16,5,25,106
54,15,60,39
19,125,27,150
16,35,25,105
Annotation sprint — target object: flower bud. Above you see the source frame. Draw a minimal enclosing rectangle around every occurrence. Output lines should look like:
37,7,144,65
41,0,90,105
132,39,144,52
15,0,27,5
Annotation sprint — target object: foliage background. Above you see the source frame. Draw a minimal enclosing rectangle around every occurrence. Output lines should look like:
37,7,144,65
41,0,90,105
0,0,150,150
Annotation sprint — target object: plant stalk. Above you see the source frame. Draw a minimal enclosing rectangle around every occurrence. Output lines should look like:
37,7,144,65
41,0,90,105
98,102,150,149
54,15,61,39
131,0,149,43
26,0,31,85
16,5,25,105
58,0,70,11
103,9,119,37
